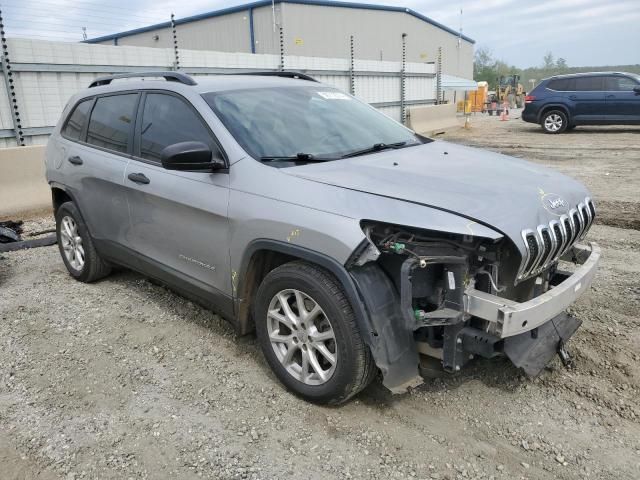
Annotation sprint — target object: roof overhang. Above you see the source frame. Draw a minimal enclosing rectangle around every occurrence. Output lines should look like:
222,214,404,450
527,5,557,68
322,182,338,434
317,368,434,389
442,74,477,91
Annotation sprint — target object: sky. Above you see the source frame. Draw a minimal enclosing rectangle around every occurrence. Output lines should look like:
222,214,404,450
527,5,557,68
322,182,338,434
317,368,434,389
3,0,639,68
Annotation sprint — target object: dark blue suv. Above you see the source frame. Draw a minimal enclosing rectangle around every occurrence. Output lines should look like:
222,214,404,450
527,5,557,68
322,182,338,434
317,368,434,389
522,72,640,133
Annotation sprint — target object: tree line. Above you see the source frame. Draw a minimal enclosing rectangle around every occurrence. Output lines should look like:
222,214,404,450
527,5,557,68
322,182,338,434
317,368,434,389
473,46,640,92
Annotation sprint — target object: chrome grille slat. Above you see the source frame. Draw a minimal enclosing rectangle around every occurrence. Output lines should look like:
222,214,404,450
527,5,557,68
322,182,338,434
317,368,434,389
549,220,563,261
579,201,591,239
516,196,596,282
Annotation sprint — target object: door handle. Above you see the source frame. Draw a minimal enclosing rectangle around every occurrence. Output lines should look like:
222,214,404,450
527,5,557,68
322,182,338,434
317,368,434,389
127,172,150,185
606,94,615,99
568,95,577,100
67,155,83,165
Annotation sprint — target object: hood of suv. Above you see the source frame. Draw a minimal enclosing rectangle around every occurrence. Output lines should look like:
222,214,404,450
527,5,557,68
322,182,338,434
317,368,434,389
284,140,591,245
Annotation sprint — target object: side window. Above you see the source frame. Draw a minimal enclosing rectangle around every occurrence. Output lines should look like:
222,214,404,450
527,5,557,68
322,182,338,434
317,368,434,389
139,93,220,162
605,76,638,91
86,94,138,154
62,99,92,141
547,78,573,91
574,76,604,91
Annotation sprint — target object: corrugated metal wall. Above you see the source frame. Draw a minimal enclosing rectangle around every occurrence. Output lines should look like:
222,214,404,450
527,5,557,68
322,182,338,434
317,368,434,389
95,3,473,79
1,38,435,147
115,10,252,53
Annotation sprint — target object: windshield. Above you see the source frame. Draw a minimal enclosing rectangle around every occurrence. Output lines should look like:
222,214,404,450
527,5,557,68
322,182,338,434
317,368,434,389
202,86,425,162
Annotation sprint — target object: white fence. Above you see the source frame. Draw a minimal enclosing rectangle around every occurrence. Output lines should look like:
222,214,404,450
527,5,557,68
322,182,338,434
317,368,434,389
0,39,437,147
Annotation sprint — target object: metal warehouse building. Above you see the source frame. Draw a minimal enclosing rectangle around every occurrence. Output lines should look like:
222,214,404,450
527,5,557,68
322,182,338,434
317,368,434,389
88,0,474,81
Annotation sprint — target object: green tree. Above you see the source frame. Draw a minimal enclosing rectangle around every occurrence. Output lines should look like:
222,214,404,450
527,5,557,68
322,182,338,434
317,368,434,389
556,57,568,70
543,51,555,69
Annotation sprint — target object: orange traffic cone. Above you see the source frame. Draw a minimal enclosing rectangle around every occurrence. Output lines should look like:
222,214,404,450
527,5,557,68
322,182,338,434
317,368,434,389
500,101,509,121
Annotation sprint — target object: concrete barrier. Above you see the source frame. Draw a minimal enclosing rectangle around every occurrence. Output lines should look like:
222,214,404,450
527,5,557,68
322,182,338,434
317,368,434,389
407,103,461,136
0,145,50,219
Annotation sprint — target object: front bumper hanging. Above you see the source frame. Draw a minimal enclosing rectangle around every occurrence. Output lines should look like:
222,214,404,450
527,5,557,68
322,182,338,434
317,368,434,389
464,243,601,339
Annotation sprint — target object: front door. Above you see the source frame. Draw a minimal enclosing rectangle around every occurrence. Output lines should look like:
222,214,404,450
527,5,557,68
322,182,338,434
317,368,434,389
604,75,640,122
123,92,232,305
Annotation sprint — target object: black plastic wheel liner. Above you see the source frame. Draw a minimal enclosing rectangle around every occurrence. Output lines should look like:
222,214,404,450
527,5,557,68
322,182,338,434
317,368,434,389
350,263,423,393
503,312,582,376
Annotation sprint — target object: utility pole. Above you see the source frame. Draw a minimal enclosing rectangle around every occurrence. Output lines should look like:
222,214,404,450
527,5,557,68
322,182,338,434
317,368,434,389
436,46,443,105
278,25,285,71
349,35,355,96
400,33,407,124
171,13,180,70
0,8,25,146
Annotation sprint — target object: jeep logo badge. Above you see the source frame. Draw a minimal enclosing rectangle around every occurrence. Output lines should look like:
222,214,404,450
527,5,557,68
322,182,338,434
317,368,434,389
541,193,568,214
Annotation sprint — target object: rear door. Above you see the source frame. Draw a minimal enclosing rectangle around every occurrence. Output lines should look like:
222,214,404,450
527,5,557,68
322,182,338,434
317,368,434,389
123,91,232,304
59,93,138,249
569,76,605,123
604,75,640,123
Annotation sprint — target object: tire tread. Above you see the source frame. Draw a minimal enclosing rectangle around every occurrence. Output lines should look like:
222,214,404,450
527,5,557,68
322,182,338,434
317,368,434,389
256,260,376,404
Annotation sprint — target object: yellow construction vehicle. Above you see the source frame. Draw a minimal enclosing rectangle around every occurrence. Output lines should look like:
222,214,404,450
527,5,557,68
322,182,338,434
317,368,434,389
495,74,525,108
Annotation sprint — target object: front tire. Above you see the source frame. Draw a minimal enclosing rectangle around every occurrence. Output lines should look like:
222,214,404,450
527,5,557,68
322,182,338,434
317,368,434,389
56,201,111,283
255,261,376,404
541,110,568,134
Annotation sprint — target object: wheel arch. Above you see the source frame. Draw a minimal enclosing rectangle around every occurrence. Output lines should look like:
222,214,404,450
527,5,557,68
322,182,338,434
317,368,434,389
538,103,571,123
236,239,423,393
235,239,374,340
51,184,73,214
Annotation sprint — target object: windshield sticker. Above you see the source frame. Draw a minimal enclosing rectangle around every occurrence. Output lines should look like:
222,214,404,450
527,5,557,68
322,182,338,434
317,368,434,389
317,91,351,100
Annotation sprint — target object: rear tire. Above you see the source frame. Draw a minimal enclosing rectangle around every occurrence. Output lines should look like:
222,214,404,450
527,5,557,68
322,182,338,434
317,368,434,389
255,261,376,405
541,110,568,134
56,201,111,283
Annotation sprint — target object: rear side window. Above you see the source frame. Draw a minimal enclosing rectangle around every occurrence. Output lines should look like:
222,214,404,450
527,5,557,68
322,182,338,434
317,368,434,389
574,76,604,91
546,78,573,91
86,94,138,154
605,76,638,91
138,93,220,162
62,99,92,141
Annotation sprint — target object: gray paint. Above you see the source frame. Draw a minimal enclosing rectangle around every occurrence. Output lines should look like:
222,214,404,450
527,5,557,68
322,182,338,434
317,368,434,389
46,73,591,297
45,74,597,392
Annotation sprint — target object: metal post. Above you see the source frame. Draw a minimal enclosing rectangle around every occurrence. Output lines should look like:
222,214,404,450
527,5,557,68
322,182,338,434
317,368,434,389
349,35,355,96
0,9,24,146
171,13,180,70
278,25,285,71
400,33,407,124
436,46,442,105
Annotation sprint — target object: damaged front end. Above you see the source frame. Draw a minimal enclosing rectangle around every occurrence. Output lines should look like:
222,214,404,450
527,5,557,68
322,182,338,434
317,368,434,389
348,221,600,393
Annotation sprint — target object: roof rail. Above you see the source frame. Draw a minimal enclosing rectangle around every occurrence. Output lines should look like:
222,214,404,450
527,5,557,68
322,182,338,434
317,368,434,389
89,71,197,88
236,71,318,82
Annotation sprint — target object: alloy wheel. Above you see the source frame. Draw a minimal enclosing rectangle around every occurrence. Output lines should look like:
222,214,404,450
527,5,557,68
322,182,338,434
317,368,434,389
60,216,85,271
544,113,563,132
266,289,337,385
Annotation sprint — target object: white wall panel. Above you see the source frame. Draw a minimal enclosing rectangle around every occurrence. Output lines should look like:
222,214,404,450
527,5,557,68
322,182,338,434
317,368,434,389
2,38,436,145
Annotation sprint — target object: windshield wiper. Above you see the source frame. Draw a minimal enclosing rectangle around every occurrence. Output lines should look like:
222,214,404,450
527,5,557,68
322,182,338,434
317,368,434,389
260,153,331,163
340,141,410,159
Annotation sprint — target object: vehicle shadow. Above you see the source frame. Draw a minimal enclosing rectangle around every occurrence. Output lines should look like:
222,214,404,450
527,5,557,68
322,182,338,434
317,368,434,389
358,356,532,409
103,269,541,410
529,126,640,135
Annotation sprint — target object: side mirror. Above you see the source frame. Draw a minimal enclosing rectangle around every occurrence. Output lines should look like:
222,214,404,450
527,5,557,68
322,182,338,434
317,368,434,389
634,86,640,95
160,141,225,172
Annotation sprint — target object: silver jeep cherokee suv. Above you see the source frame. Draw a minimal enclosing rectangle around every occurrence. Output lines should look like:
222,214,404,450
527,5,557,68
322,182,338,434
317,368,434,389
45,71,600,404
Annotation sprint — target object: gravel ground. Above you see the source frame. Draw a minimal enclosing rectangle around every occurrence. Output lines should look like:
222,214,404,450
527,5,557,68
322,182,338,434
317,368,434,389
1,116,639,479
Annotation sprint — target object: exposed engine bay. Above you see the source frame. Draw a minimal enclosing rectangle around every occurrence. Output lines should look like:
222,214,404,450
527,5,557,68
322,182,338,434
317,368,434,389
347,221,599,392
